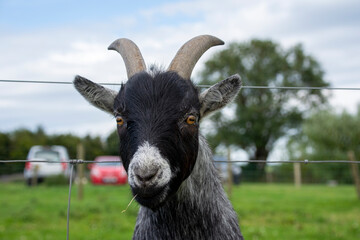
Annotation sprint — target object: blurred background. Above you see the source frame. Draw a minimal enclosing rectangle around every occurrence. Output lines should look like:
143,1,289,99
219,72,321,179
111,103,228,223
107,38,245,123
0,0,359,239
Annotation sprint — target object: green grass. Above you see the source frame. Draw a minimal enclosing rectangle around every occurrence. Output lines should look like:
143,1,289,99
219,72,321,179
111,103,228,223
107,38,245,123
0,183,359,240
232,184,360,240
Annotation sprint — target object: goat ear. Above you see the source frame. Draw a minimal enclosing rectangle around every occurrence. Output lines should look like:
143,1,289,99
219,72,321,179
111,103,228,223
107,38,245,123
73,75,118,114
199,74,242,118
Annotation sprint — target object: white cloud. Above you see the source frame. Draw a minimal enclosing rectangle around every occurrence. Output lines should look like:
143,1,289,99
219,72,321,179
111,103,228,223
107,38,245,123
0,0,359,136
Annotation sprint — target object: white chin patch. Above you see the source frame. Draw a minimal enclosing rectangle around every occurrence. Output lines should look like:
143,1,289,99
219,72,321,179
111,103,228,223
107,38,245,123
128,141,171,188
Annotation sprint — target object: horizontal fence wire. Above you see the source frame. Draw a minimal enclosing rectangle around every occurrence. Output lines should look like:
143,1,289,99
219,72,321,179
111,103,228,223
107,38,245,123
1,78,360,240
1,79,360,90
0,159,359,164
1,157,359,240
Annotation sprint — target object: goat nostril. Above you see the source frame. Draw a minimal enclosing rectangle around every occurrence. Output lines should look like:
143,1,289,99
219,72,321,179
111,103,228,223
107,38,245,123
135,168,158,182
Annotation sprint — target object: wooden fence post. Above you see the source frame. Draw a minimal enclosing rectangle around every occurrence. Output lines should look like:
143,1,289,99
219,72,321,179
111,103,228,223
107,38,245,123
348,151,360,200
266,165,274,183
294,162,302,188
76,143,85,201
31,165,39,186
227,147,233,198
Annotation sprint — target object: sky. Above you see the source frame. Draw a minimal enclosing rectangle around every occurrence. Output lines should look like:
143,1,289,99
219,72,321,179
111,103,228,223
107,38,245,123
1,0,360,140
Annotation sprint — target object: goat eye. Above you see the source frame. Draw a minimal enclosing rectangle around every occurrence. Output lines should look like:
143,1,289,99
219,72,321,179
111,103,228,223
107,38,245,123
186,115,196,125
116,116,124,126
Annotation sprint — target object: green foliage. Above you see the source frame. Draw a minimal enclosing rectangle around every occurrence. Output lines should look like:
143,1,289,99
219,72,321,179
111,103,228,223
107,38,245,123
0,183,359,240
287,107,360,183
48,133,81,159
83,135,106,161
271,163,354,184
9,128,46,160
0,132,10,159
105,130,120,156
43,175,69,186
303,108,360,154
0,128,49,175
199,39,329,178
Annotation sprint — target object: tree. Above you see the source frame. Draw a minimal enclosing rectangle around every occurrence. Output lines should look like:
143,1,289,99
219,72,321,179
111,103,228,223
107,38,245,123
9,129,40,160
49,133,106,160
0,132,11,175
5,128,45,174
287,107,360,184
199,39,329,180
105,130,120,156
0,132,10,160
82,135,106,160
48,133,81,159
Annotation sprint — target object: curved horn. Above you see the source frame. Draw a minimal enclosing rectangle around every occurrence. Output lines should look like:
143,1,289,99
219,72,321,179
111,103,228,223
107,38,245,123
108,38,146,79
168,35,224,80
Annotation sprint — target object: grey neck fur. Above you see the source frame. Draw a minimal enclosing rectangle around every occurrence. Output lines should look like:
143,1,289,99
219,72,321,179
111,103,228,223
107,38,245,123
133,135,244,240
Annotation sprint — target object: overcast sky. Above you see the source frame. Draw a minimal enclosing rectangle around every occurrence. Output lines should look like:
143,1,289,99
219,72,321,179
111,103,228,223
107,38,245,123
1,0,360,138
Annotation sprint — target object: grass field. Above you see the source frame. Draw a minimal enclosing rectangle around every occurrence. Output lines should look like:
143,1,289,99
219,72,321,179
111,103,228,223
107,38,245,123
0,182,359,240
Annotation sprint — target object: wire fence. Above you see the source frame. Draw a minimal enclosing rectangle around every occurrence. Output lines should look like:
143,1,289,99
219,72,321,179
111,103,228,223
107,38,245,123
1,159,359,164
1,78,360,239
1,79,360,90
1,157,359,240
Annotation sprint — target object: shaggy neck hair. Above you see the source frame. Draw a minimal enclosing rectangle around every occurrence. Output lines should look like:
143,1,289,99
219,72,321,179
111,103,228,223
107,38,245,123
134,135,243,240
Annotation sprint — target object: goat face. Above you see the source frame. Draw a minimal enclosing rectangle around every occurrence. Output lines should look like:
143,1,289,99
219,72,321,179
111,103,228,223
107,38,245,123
115,71,200,209
73,35,242,210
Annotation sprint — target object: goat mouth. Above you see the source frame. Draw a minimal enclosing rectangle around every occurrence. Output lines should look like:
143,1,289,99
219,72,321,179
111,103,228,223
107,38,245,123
132,185,168,210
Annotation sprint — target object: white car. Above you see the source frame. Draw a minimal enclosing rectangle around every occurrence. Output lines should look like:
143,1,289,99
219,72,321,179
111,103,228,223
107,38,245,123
24,145,71,185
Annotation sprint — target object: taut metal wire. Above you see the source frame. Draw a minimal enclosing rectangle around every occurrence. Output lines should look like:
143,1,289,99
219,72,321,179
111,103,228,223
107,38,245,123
1,79,360,91
0,159,359,164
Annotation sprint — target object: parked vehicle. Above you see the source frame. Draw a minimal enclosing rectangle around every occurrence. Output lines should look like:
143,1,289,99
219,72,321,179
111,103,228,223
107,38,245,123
89,156,127,185
24,145,71,186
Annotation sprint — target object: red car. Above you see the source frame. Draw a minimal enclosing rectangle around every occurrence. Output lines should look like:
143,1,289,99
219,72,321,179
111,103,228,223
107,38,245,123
89,156,127,185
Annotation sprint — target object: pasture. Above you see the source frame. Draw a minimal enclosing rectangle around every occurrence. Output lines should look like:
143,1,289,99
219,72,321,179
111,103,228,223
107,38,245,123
0,183,359,240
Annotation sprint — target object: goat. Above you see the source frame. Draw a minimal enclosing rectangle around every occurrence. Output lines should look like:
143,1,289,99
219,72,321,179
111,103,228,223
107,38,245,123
73,35,244,240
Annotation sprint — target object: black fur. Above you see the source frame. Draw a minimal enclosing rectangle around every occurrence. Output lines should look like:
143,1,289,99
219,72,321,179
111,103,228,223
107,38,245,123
114,71,200,209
